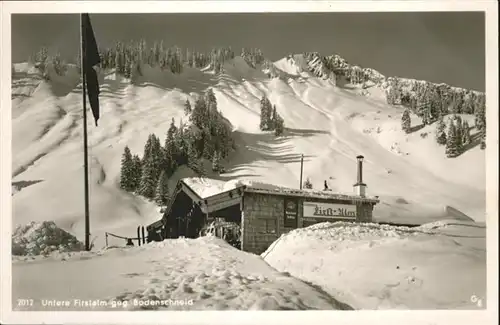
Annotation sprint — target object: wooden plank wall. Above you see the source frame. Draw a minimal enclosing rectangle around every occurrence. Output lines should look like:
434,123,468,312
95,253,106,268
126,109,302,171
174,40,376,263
242,192,375,254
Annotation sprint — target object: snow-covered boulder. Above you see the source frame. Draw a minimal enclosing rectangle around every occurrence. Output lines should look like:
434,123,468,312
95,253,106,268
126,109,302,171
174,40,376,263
12,221,84,256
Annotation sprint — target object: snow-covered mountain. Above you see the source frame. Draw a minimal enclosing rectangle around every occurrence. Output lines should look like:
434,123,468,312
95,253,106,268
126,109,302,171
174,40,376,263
10,51,486,249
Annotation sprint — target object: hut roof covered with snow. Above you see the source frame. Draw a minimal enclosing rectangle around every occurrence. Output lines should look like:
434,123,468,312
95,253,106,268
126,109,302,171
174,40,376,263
182,177,380,203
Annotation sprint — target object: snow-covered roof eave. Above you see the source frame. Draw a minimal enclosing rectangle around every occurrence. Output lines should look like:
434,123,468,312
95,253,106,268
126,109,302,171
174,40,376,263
242,186,380,204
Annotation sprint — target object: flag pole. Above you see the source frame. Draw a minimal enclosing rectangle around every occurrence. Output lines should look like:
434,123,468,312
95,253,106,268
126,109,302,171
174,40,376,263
80,14,91,251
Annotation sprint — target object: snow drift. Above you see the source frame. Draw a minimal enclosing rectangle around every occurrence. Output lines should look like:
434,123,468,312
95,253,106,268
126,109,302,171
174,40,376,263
262,220,486,310
13,236,350,311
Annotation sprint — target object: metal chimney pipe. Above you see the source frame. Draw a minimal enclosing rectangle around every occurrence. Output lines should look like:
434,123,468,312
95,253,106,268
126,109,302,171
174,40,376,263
356,155,364,184
354,155,366,197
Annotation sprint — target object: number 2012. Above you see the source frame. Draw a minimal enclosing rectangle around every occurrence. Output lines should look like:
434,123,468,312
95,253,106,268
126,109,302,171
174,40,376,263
17,299,34,306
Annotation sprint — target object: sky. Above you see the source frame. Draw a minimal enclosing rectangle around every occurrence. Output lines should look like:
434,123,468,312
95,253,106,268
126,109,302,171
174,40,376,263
11,12,485,91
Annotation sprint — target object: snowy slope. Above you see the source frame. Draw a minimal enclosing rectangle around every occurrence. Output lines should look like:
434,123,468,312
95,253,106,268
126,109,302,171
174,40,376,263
11,54,486,249
12,236,349,311
263,220,486,310
11,64,193,248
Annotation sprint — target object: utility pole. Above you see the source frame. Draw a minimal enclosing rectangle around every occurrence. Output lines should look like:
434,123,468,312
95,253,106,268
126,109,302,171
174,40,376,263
299,154,304,189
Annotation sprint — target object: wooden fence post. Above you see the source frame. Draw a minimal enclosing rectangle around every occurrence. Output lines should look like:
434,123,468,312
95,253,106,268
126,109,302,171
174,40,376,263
137,226,141,246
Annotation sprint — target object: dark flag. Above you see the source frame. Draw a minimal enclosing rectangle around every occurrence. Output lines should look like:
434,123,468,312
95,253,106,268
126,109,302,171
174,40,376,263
82,14,101,126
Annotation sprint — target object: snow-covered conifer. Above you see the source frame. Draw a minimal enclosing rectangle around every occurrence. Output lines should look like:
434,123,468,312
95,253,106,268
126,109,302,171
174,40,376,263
137,157,157,199
474,98,486,135
462,120,471,145
119,146,134,191
212,151,221,172
155,171,170,206
184,99,192,115
480,132,486,150
445,121,460,158
187,144,201,174
259,96,272,131
453,115,463,145
274,114,285,136
130,154,142,191
269,105,277,131
435,113,447,145
401,108,411,133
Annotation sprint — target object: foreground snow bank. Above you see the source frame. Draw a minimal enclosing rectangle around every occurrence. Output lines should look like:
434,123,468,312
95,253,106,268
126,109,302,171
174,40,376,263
262,221,486,310
109,236,347,310
13,236,349,311
12,221,84,256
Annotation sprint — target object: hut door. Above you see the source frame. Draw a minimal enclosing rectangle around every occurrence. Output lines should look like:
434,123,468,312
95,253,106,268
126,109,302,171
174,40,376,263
186,212,204,238
177,215,186,238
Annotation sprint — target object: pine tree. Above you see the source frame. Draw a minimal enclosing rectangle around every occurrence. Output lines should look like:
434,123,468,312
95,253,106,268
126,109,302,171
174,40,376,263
474,97,486,135
129,58,141,84
422,106,431,125
205,88,217,109
259,96,272,131
260,95,273,131
163,132,177,176
303,178,313,189
137,157,157,199
463,91,475,114
269,105,277,131
202,129,215,159
52,53,65,76
453,115,463,145
119,146,134,191
155,171,170,206
428,87,440,122
435,113,447,145
124,53,132,78
274,114,285,136
130,154,142,192
142,134,154,164
190,97,207,129
167,118,178,139
187,144,201,174
401,108,411,133
475,97,486,150
386,78,401,105
114,42,123,74
196,164,206,177
455,126,464,155
36,47,49,73
212,115,232,159
175,123,189,167
150,134,163,185
137,134,163,198
212,150,221,172
462,120,471,145
184,99,192,115
445,121,460,158
480,132,486,150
